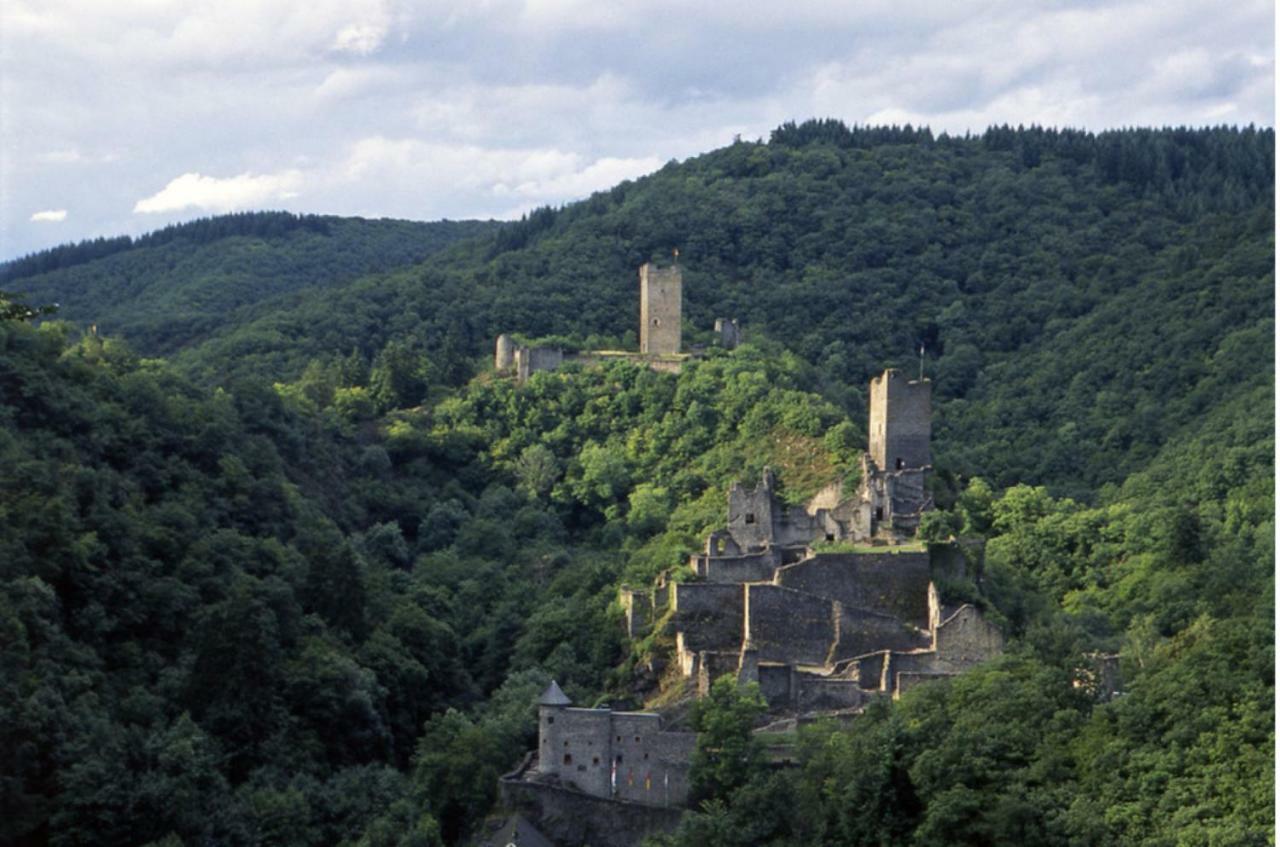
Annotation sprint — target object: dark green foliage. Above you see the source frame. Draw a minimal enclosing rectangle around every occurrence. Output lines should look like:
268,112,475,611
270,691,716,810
1,123,1272,846
4,213,497,356
688,676,767,804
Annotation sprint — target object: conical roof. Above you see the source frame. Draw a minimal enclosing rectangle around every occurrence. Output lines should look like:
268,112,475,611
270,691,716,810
538,680,572,706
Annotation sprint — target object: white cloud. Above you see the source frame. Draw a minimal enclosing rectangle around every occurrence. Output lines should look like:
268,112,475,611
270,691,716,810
332,22,388,55
30,209,68,222
133,171,304,214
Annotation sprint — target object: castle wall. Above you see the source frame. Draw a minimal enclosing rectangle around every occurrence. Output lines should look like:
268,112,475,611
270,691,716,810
868,370,931,471
639,263,682,356
773,552,932,627
757,664,793,710
516,346,564,382
543,708,612,796
794,676,877,713
934,605,1004,665
696,651,743,695
832,605,931,662
620,588,654,639
673,583,744,672
694,549,781,583
726,476,777,550
744,584,836,666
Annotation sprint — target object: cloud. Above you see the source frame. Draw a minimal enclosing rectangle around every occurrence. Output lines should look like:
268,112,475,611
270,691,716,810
133,171,304,214
2,0,1274,258
339,136,660,208
30,209,68,222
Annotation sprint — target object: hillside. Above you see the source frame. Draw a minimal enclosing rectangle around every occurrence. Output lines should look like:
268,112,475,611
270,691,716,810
1,121,1273,847
142,123,1274,498
3,213,498,356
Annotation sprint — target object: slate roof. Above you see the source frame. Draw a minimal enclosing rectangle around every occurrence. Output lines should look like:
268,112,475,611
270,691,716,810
537,679,572,706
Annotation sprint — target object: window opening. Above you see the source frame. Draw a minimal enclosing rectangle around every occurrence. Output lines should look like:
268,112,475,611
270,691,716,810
563,754,572,765
745,513,756,525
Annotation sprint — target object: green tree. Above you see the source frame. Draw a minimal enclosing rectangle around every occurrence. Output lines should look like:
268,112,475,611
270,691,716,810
688,675,767,804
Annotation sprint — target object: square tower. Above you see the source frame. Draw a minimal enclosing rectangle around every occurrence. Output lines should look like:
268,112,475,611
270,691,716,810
639,262,682,355
868,369,931,471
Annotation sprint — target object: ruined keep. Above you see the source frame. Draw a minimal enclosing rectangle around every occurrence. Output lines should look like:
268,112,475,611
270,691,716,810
869,368,931,471
639,262,682,355
622,367,1000,714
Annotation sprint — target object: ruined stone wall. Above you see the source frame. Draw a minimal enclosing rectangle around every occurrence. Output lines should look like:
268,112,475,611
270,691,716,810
774,552,932,627
673,583,744,673
757,664,794,710
726,475,777,550
934,605,1004,665
714,318,740,349
516,346,565,382
639,263,682,355
773,504,824,546
794,676,877,713
744,584,836,666
696,549,780,583
696,651,743,694
832,606,931,662
868,370,931,471
620,588,654,639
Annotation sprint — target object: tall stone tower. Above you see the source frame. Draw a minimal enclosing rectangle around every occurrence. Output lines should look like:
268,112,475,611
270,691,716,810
868,369,931,471
536,680,571,774
639,262,682,355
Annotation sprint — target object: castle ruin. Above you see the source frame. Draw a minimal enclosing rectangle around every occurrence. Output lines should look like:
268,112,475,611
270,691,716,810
496,260,736,383
639,262,682,355
503,367,1003,845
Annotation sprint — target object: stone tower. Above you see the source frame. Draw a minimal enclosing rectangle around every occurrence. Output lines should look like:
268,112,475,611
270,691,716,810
868,369,931,471
639,262,682,355
536,680,572,775
495,334,514,371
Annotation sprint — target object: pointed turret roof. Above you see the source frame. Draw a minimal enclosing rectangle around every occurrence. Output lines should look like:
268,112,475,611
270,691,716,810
538,680,572,706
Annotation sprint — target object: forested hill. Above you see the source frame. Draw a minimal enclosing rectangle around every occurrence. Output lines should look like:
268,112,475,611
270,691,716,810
2,121,1273,847
2,213,498,356
135,122,1270,498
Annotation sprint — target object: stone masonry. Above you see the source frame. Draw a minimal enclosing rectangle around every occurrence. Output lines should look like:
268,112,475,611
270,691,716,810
639,262,682,355
531,681,695,808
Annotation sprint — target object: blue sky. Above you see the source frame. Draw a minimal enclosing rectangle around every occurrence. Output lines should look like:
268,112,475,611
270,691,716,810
2,0,1273,260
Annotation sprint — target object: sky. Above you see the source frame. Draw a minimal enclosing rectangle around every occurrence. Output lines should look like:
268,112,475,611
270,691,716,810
1,0,1274,260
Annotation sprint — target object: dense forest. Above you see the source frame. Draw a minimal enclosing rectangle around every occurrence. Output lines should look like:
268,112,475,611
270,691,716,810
2,121,1272,846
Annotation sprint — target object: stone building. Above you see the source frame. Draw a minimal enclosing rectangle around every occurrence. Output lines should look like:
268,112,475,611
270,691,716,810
639,262,682,355
532,681,694,807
